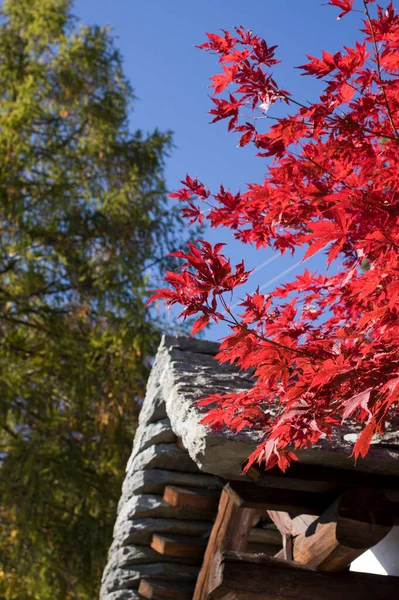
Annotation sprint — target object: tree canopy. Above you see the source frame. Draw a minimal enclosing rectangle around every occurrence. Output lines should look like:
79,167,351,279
153,1,399,471
0,1,183,597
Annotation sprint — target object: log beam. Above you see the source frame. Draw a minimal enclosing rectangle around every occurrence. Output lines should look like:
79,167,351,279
163,485,220,511
223,480,336,515
151,532,207,560
245,461,399,496
138,579,194,600
208,551,399,600
274,488,393,571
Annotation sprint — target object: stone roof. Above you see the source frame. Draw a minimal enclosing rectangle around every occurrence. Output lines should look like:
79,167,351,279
100,335,399,598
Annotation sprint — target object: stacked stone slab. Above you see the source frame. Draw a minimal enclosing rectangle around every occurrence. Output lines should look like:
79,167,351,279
100,335,253,599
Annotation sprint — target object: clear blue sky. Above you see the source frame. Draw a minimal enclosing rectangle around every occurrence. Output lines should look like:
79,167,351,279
74,0,361,340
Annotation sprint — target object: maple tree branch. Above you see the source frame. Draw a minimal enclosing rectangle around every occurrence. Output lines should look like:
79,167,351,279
377,229,399,251
219,294,315,359
363,0,399,141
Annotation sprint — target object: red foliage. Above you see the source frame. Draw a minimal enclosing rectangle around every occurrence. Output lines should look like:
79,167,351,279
150,1,399,471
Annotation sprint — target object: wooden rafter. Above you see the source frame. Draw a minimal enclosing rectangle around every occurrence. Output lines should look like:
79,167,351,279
208,551,399,599
223,479,336,515
245,461,399,497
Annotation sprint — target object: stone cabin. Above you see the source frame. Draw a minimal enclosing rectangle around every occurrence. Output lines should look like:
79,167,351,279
100,335,399,600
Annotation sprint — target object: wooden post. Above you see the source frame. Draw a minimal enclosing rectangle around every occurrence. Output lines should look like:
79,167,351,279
208,551,399,600
193,486,256,600
274,488,393,571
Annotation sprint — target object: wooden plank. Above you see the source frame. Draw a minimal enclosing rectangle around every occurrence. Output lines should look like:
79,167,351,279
151,532,207,560
245,461,399,495
267,510,318,536
163,485,220,511
274,488,393,571
193,487,256,600
138,578,194,600
224,480,336,515
208,551,399,600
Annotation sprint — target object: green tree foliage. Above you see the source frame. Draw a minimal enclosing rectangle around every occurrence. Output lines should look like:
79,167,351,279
0,1,183,597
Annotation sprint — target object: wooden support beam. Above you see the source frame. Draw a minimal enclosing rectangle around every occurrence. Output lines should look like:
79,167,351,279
193,486,257,600
163,485,220,511
245,461,399,496
138,579,194,600
151,532,207,560
223,480,336,515
208,551,399,600
274,488,393,571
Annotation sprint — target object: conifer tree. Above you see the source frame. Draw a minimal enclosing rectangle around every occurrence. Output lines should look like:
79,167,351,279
0,1,182,597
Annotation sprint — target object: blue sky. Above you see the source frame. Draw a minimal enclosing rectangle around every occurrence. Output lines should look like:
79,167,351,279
74,0,362,340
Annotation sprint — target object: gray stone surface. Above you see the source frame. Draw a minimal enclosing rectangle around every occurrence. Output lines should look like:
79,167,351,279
153,336,261,480
102,563,199,593
159,335,399,478
129,418,176,463
128,443,201,474
116,494,215,524
138,385,167,427
121,468,221,498
102,545,200,589
105,544,199,572
111,517,211,548
105,591,142,600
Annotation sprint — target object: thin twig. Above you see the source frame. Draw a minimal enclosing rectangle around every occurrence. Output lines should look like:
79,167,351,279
363,0,399,140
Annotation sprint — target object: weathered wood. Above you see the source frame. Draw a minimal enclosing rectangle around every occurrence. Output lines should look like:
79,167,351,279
138,578,194,600
224,480,336,515
267,510,318,536
248,527,282,546
193,487,256,600
208,551,399,600
245,461,399,495
151,532,207,560
246,541,281,555
283,534,293,560
163,485,220,511
275,488,393,571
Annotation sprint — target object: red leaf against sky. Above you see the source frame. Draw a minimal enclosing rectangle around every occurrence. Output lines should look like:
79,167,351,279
326,0,354,20
156,1,399,472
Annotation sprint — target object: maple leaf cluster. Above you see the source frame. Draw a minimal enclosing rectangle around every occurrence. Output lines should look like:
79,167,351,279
150,0,399,472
